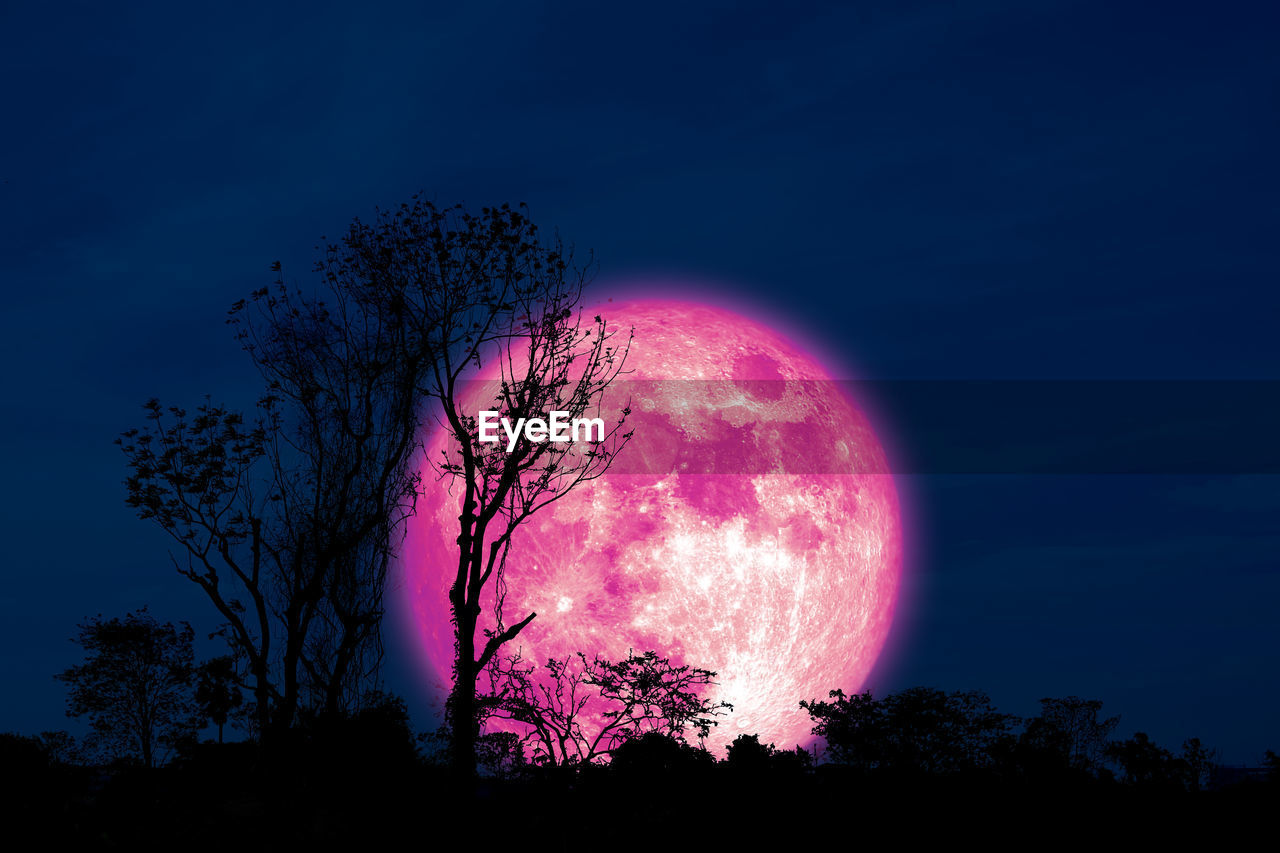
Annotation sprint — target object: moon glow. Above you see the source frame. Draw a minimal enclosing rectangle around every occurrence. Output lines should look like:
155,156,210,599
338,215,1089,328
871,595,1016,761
402,299,902,754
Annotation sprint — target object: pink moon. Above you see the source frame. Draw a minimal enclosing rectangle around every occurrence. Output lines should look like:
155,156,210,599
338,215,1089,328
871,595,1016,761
401,298,902,754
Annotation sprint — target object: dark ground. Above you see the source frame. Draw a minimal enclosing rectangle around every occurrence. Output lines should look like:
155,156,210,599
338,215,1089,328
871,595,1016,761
3,738,1273,848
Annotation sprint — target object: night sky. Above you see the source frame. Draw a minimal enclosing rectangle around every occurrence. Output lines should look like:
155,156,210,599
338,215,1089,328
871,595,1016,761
2,1,1277,762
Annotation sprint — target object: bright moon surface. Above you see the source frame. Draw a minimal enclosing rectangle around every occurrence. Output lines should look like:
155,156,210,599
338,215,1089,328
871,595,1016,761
402,299,902,754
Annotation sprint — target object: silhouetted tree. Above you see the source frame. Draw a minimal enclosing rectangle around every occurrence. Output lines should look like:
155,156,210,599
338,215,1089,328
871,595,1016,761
724,735,813,776
37,730,81,766
1106,731,1186,789
123,206,533,743
883,687,1015,774
480,649,730,766
726,733,773,768
118,246,427,738
333,200,634,777
227,262,430,720
195,656,244,744
475,731,527,779
300,690,419,771
770,743,815,774
119,402,278,738
56,609,199,768
801,688,881,770
1180,737,1218,792
1263,749,1280,783
802,687,1015,775
608,731,715,777
119,196,633,775
1022,696,1119,776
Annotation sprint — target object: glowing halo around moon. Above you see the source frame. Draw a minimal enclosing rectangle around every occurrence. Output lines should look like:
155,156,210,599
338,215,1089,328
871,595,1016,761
401,298,902,755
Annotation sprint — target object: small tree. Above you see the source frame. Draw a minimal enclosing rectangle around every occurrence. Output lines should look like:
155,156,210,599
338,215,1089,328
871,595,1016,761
1022,696,1120,775
56,609,199,768
480,649,731,766
725,733,774,770
608,731,716,776
1106,731,1186,788
800,688,881,770
1180,737,1218,792
195,655,244,744
1263,749,1280,783
724,734,814,775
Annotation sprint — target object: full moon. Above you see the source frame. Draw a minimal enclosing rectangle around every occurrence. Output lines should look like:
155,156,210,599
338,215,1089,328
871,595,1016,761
402,299,901,754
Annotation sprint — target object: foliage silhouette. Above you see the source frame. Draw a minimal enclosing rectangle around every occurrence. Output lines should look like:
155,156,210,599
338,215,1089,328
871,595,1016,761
1180,737,1219,792
418,726,529,779
1105,731,1189,790
195,655,243,744
328,199,635,776
56,608,199,768
769,743,815,775
607,731,716,778
802,687,1016,775
36,730,82,766
1022,695,1120,776
116,198,634,777
117,204,449,738
479,648,730,766
11,670,1274,843
725,732,774,769
290,690,420,775
1263,749,1280,782
723,734,814,777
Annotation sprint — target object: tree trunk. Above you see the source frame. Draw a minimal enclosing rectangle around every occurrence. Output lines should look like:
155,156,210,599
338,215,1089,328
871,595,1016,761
276,604,304,735
450,603,478,779
253,662,272,745
140,715,153,769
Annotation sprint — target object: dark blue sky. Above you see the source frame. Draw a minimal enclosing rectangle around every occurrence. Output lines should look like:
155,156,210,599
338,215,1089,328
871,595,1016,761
2,1,1277,761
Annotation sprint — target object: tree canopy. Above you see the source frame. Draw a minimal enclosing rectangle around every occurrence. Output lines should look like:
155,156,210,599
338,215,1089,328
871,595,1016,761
56,608,199,768
480,649,731,766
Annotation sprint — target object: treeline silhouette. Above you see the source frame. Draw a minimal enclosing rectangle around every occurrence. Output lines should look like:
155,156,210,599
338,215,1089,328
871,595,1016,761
5,679,1277,845
27,196,1273,842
